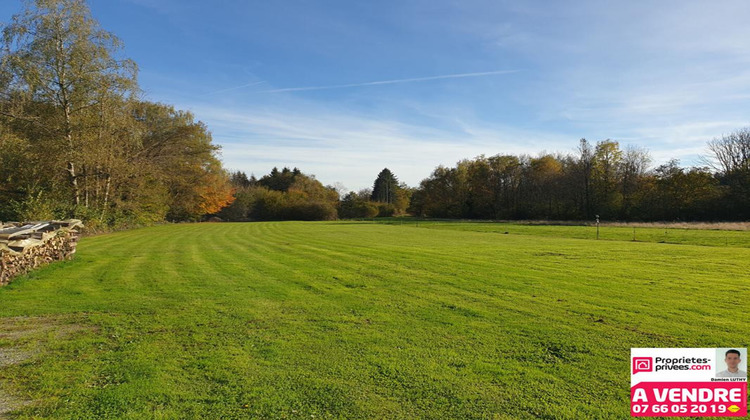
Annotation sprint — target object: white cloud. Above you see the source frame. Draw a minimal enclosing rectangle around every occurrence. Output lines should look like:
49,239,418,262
191,102,574,190
127,0,750,186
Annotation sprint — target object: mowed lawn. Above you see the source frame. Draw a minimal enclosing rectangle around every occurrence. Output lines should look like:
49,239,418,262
374,219,750,248
0,222,749,419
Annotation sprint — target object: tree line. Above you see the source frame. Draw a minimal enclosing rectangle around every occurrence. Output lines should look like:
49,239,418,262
409,135,750,221
218,167,412,221
0,0,233,228
221,131,750,222
218,167,339,221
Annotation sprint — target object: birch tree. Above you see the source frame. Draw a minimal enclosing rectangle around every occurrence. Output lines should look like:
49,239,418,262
0,0,137,210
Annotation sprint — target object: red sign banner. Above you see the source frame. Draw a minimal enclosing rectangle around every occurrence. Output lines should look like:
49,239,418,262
631,382,747,417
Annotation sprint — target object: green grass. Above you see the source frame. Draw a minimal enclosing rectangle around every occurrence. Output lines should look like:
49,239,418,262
0,222,749,419
370,218,750,248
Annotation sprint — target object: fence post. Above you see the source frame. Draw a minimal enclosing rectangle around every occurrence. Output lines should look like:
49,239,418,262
596,215,600,240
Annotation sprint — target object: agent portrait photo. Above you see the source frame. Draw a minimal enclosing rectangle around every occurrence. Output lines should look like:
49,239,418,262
716,349,747,378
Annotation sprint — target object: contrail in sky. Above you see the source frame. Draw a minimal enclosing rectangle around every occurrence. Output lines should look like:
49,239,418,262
204,81,265,96
262,70,518,93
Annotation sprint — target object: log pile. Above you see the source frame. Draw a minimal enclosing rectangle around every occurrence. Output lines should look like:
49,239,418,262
0,220,83,287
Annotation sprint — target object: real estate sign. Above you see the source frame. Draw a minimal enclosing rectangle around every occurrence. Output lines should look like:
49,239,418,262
631,348,747,417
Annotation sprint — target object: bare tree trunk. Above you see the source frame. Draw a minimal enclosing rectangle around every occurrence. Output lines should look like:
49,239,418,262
94,165,101,207
62,90,80,208
62,92,80,208
67,160,80,207
83,165,89,208
57,28,80,209
100,173,111,222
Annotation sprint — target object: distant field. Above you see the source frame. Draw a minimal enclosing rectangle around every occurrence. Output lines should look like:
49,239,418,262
369,219,750,248
1,222,749,419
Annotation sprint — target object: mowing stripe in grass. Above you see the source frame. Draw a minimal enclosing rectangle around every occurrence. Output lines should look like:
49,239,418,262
0,222,748,419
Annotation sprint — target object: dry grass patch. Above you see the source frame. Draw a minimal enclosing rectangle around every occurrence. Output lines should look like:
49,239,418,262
601,221,750,231
0,316,94,419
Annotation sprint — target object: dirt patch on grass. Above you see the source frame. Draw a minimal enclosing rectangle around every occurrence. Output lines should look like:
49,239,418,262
0,316,94,418
0,346,34,419
0,384,32,419
0,316,90,340
0,348,33,367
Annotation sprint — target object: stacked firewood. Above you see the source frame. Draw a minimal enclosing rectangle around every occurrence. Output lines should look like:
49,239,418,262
0,220,83,287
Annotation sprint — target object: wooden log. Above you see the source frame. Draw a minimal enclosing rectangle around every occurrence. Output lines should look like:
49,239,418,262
0,219,83,287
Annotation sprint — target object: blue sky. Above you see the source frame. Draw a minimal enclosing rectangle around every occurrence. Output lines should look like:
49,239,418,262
2,0,750,191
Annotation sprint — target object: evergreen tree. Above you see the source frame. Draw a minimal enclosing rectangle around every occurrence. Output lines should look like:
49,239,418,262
259,167,299,192
371,168,399,204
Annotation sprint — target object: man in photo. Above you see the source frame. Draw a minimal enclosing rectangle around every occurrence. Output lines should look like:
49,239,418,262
716,349,747,378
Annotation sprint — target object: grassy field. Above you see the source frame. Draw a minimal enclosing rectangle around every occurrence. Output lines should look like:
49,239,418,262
0,221,749,419
369,219,750,248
